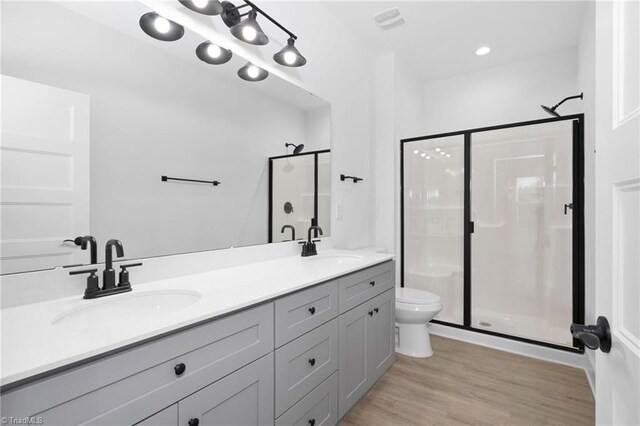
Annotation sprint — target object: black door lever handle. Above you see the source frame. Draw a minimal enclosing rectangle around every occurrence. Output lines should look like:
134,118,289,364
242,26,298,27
570,316,611,353
564,203,574,215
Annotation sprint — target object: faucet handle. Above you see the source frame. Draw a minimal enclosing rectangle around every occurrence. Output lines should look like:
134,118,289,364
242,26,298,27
70,268,100,297
118,262,142,287
312,239,321,243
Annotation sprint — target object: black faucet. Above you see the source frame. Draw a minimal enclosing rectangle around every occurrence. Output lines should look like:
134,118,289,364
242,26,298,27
299,226,323,257
103,239,124,290
69,238,142,299
281,225,295,241
64,235,98,264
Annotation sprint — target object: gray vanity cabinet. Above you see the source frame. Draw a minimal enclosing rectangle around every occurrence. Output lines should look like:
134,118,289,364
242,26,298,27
136,404,178,426
338,287,395,419
178,354,274,426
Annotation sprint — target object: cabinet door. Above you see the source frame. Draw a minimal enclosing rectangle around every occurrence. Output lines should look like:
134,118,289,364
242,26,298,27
178,354,274,426
367,289,395,383
337,301,371,419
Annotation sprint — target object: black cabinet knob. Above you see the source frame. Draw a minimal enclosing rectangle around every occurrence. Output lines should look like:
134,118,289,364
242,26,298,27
368,311,373,316
174,363,186,376
308,358,316,366
309,419,316,426
374,308,379,313
370,280,375,286
308,306,316,315
188,418,199,426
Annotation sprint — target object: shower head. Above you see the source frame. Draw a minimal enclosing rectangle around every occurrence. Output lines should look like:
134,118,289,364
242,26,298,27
541,104,561,117
285,143,305,155
541,92,583,117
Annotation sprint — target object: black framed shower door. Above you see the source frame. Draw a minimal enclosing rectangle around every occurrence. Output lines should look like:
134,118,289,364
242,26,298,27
400,115,585,353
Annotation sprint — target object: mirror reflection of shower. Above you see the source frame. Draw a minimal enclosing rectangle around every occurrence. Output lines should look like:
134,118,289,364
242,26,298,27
285,142,305,154
541,92,583,117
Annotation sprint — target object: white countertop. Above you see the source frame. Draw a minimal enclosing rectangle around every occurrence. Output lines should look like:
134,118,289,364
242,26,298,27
0,249,393,388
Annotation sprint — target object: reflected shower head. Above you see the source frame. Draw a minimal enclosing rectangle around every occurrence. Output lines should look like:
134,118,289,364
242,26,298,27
541,92,583,117
541,104,561,117
285,143,304,154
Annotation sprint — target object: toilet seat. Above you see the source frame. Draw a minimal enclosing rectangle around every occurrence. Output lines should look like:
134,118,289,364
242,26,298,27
396,287,441,306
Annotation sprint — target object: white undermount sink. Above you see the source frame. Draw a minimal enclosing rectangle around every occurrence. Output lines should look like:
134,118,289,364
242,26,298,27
307,254,364,265
52,290,202,331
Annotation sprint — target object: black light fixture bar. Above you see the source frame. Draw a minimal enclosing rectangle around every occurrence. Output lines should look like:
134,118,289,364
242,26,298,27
162,175,221,186
242,0,297,40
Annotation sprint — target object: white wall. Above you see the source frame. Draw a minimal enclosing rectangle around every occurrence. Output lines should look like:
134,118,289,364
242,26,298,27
422,47,581,134
372,52,423,277
1,1,317,262
577,0,597,392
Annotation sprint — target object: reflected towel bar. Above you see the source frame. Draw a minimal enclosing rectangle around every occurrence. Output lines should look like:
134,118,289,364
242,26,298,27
340,174,363,183
162,175,220,186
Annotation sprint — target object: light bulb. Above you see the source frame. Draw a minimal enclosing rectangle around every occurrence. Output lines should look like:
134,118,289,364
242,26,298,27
154,16,171,34
242,26,257,42
476,46,491,56
446,154,451,158
440,151,446,155
413,149,419,154
420,152,426,157
283,51,297,65
206,44,222,58
426,155,431,159
435,147,441,152
247,65,260,79
191,0,208,8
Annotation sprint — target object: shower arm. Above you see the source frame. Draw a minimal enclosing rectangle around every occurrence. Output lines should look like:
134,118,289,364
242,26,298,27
552,93,583,110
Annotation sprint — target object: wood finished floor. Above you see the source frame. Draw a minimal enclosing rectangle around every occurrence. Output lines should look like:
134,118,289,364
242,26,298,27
341,335,594,426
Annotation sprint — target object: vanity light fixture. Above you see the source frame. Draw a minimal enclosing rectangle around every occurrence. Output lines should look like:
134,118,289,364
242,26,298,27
179,0,224,15
229,9,269,45
196,41,233,64
238,61,268,81
274,38,307,67
139,12,185,41
476,46,491,56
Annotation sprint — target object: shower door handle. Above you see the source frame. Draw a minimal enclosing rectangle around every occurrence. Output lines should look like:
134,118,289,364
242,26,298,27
564,203,574,215
468,221,475,234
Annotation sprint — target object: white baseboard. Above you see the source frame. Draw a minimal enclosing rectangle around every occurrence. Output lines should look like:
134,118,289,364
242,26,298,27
428,322,588,370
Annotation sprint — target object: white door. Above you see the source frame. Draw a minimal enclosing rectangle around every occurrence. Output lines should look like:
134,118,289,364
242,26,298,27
594,0,640,424
0,75,90,274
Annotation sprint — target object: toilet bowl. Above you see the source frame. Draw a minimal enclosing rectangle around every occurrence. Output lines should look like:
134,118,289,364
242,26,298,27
395,287,442,358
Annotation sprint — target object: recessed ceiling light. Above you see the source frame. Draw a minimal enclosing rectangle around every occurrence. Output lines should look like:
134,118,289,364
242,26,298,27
440,151,446,155
413,149,419,154
420,152,426,157
435,147,441,152
476,46,491,56
425,155,431,159
446,154,451,158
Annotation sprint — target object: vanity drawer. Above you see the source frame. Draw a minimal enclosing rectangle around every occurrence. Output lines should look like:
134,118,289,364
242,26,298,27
1,303,274,426
275,318,338,417
338,261,394,313
276,372,338,426
275,280,338,347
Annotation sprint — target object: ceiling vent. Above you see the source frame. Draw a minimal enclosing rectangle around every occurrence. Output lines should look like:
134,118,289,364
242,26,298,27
374,7,405,30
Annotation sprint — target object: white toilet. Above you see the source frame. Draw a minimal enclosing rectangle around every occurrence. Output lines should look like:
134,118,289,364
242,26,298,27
395,287,442,358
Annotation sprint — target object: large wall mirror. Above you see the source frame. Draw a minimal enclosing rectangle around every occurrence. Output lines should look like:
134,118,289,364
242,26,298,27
0,1,331,275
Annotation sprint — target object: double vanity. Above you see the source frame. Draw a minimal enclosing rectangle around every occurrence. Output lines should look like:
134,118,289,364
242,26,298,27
1,251,395,425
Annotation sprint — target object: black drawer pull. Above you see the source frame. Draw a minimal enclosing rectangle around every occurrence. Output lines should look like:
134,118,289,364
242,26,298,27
374,308,379,313
308,358,316,366
188,418,199,426
370,280,375,286
309,419,316,426
174,363,186,376
368,310,374,316
308,306,316,315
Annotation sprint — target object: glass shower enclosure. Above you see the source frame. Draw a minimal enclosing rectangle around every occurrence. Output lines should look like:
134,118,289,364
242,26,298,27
269,150,331,243
401,116,584,351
